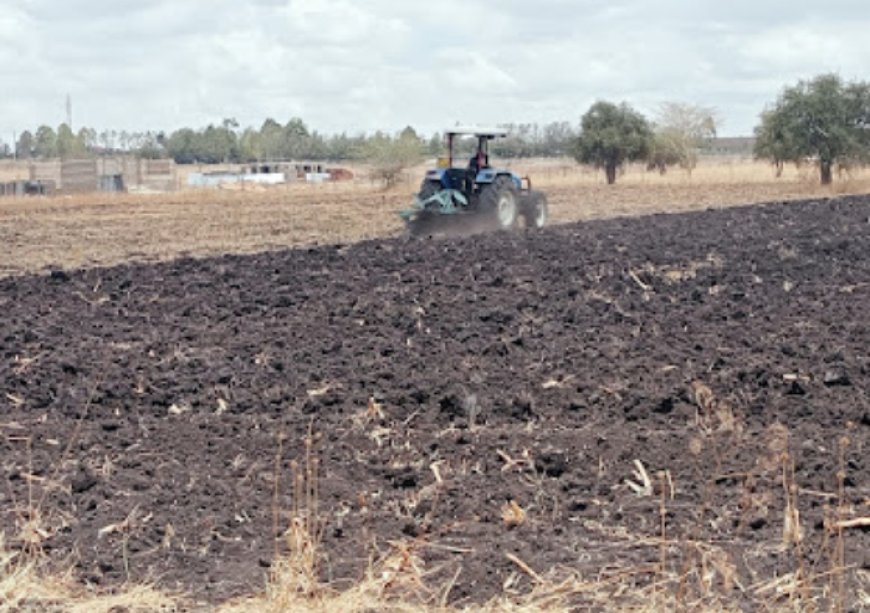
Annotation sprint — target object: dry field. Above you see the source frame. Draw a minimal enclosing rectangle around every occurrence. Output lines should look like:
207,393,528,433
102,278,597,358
2,158,870,277
1,160,869,613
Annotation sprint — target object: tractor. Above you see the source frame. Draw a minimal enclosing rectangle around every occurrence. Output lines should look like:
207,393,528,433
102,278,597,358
399,127,548,236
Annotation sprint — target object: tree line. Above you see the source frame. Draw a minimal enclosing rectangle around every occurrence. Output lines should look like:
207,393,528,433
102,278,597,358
3,73,868,185
2,117,578,165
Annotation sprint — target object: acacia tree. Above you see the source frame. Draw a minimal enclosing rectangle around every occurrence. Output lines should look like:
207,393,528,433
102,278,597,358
754,74,870,184
575,101,652,184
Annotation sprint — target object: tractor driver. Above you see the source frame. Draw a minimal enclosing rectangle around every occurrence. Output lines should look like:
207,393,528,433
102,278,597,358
467,149,487,192
468,149,488,174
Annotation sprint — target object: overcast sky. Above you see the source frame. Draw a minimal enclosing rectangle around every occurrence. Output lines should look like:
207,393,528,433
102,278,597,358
1,0,869,141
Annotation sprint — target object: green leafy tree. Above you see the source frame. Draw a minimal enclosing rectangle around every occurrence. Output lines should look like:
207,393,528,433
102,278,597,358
34,125,58,158
305,131,329,159
283,117,311,159
647,130,685,174
754,74,870,184
754,109,793,177
166,128,198,163
259,118,284,160
360,129,424,188
57,123,87,158
198,123,238,163
399,126,419,141
238,128,263,162
16,130,34,159
575,101,653,184
327,132,364,160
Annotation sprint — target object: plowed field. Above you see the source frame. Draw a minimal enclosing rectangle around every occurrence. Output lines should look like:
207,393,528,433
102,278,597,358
1,195,868,609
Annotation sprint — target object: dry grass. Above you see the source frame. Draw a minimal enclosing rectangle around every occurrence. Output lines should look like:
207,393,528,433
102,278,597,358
0,534,175,613
2,158,870,277
5,409,867,613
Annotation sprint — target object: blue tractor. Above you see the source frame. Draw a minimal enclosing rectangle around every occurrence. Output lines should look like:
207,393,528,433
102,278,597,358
399,127,548,235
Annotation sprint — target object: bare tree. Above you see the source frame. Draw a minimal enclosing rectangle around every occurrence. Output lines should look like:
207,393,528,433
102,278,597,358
648,102,717,175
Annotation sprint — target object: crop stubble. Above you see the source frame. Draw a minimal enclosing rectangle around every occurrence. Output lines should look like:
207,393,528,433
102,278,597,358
0,194,867,608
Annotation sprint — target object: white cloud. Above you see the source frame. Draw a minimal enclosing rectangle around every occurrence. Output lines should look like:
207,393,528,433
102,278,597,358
1,0,869,142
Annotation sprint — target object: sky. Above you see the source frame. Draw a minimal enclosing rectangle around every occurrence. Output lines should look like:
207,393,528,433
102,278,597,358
1,0,869,142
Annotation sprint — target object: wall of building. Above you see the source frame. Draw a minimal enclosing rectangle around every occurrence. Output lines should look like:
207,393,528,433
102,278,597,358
0,157,178,195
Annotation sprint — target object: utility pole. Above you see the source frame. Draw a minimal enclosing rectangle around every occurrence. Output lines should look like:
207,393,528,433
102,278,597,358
66,94,72,130
12,131,16,161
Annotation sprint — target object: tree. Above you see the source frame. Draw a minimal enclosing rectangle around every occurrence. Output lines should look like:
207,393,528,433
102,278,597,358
57,123,86,158
166,128,198,164
754,108,794,177
198,124,238,163
648,102,717,175
327,132,364,160
754,74,870,184
647,130,685,175
574,101,652,184
78,127,98,153
305,131,329,159
360,129,424,188
238,127,263,162
399,126,419,141
426,132,443,156
541,121,576,156
119,130,131,152
98,130,114,152
16,131,34,159
283,117,311,159
491,123,535,158
34,125,58,158
137,131,165,159
260,118,284,160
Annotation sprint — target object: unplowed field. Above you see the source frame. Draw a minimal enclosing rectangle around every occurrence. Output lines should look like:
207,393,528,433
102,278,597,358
1,196,868,609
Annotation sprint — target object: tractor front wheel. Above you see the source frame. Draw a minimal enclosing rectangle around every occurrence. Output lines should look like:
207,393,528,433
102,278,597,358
479,176,518,230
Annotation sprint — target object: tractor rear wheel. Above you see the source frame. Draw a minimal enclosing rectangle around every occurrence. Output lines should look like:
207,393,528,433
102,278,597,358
479,176,518,230
521,191,548,229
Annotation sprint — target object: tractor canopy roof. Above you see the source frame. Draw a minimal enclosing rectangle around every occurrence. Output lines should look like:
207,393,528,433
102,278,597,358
445,126,509,139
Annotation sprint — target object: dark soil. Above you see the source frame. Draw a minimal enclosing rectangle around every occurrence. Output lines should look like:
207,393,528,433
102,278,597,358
1,196,868,608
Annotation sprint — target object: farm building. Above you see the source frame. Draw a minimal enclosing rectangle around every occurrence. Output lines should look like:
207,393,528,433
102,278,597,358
0,157,178,196
186,161,354,188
